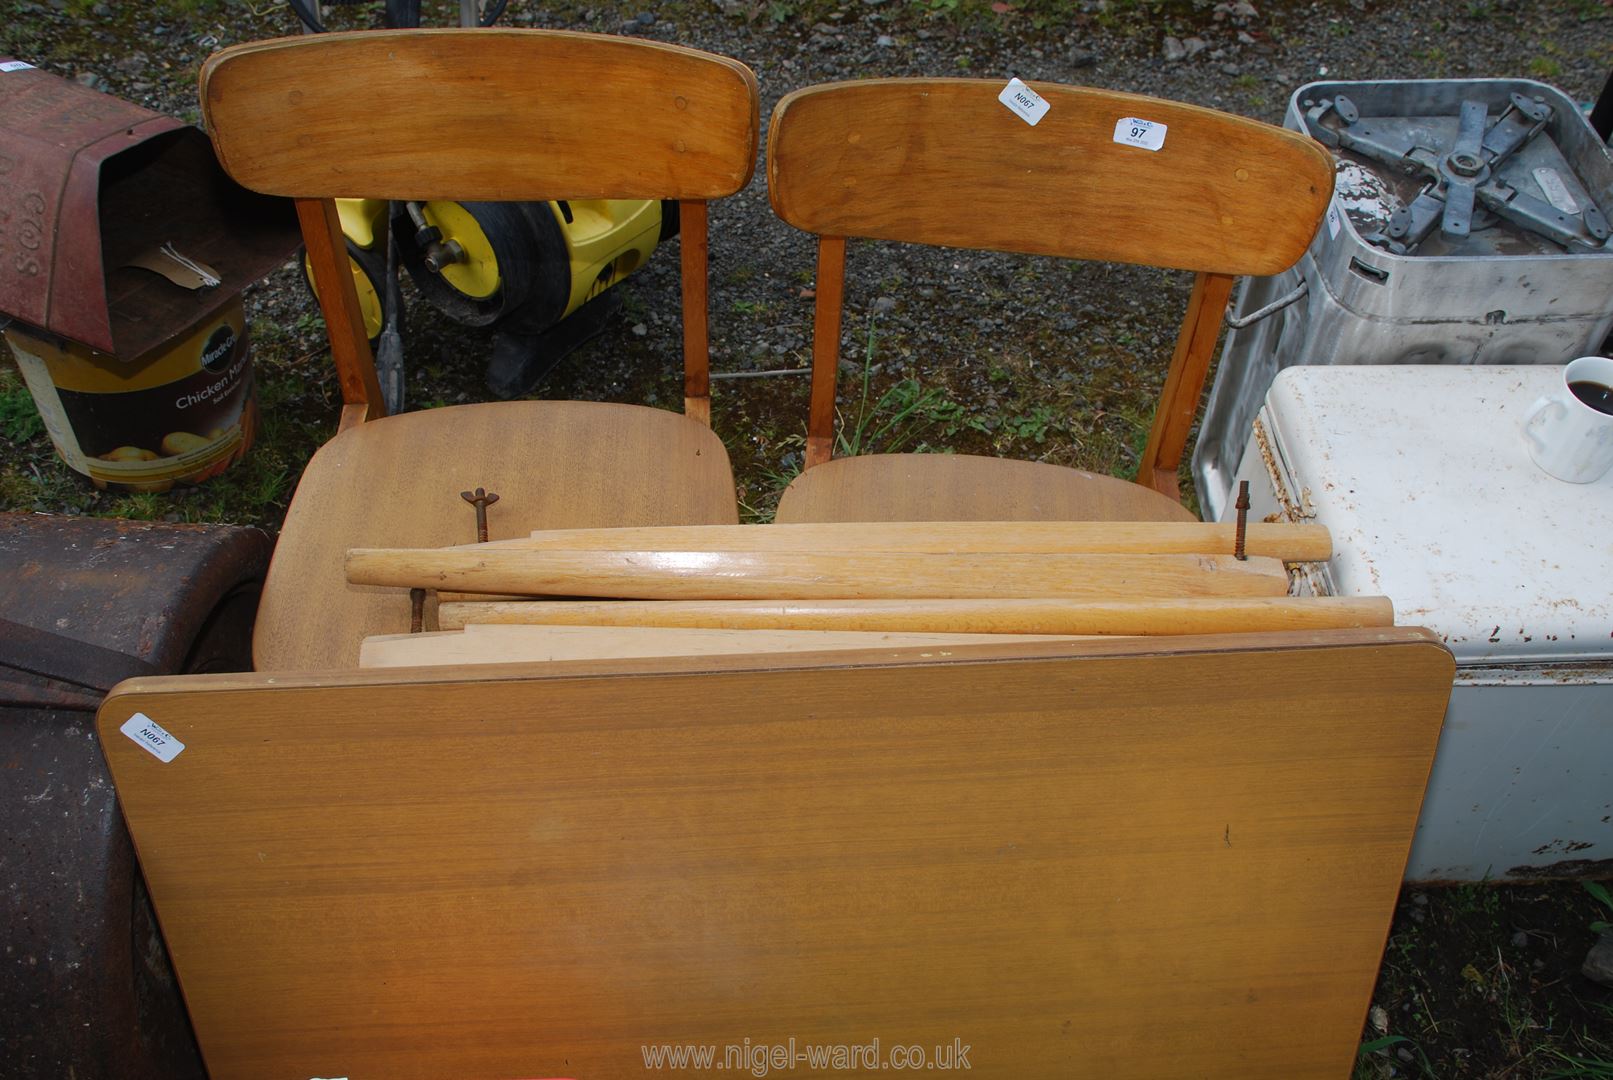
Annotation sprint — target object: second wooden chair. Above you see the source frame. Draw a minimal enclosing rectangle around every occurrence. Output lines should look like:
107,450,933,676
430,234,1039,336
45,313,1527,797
765,78,1332,523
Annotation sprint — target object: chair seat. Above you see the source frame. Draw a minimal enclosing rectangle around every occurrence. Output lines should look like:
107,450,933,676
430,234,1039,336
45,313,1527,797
774,453,1198,524
254,400,739,671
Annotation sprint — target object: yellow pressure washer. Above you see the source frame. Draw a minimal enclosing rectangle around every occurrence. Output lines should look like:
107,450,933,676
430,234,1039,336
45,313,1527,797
293,0,672,405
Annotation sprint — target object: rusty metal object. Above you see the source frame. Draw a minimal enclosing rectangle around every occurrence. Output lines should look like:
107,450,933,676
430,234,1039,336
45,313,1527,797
0,61,297,357
1233,481,1251,561
0,512,271,1080
461,486,500,543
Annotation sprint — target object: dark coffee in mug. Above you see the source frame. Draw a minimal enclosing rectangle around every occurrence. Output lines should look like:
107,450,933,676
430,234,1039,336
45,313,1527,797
1569,380,1613,416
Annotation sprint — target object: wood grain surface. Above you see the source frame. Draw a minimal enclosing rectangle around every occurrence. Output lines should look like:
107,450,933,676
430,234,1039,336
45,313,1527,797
1136,270,1238,499
436,595,1394,634
345,547,1291,599
775,452,1199,521
100,630,1452,1079
296,197,386,422
501,520,1332,560
767,78,1332,274
252,401,739,671
359,624,1079,667
201,30,759,200
806,234,848,469
679,198,714,425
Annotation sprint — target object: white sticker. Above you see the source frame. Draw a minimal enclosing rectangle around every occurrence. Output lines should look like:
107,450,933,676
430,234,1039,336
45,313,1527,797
998,78,1049,127
1113,116,1167,152
1,61,36,73
1326,203,1342,240
120,712,186,763
1532,167,1579,215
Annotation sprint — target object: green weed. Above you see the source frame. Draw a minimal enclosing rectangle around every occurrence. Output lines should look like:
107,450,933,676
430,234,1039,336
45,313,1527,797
1586,880,1612,933
0,373,44,443
1356,1034,1436,1079
834,320,963,458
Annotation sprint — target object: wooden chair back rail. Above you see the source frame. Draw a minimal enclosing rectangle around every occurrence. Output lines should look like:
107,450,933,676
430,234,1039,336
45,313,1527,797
200,30,759,201
99,630,1453,1079
1136,269,1237,499
766,79,1331,270
296,196,389,427
807,234,848,466
768,78,1332,477
203,29,759,426
679,199,713,423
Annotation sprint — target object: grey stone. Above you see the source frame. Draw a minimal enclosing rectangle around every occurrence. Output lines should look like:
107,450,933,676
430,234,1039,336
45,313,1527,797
1183,36,1209,57
1068,47,1097,68
1585,933,1613,988
876,34,894,46
1163,36,1187,62
1511,930,1529,947
632,323,649,337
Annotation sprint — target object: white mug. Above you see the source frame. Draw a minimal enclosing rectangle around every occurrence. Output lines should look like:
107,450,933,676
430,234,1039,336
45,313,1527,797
1523,356,1613,483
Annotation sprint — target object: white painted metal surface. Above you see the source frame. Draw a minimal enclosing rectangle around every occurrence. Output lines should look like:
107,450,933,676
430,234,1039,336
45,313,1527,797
1227,364,1613,881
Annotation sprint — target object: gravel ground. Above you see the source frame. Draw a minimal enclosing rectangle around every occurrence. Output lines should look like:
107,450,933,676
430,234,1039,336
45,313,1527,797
3,1,1613,1076
6,0,1611,516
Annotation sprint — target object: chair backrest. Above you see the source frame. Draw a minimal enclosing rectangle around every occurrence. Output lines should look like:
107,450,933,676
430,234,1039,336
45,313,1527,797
99,629,1452,1078
766,78,1333,489
201,29,760,425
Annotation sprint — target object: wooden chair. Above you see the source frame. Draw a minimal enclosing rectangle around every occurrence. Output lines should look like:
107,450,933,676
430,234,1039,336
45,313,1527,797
765,79,1333,522
99,629,1453,1078
198,29,759,670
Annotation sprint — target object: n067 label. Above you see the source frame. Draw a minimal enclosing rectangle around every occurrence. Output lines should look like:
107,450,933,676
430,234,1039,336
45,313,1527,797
120,712,186,763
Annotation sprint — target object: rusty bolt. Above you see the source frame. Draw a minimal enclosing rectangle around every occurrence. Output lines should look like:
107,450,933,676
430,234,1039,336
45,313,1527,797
1233,480,1251,561
460,487,500,544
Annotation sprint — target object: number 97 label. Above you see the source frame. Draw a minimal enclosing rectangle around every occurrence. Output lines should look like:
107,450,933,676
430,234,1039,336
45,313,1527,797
1113,116,1167,152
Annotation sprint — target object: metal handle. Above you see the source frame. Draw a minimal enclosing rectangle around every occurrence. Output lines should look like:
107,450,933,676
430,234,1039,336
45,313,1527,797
1224,279,1308,330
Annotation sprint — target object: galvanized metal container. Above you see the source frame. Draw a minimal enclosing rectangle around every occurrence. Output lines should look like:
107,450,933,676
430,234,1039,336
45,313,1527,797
1194,79,1613,519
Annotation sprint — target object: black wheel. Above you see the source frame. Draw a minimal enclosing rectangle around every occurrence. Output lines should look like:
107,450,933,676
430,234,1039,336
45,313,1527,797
299,239,388,343
395,201,570,330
